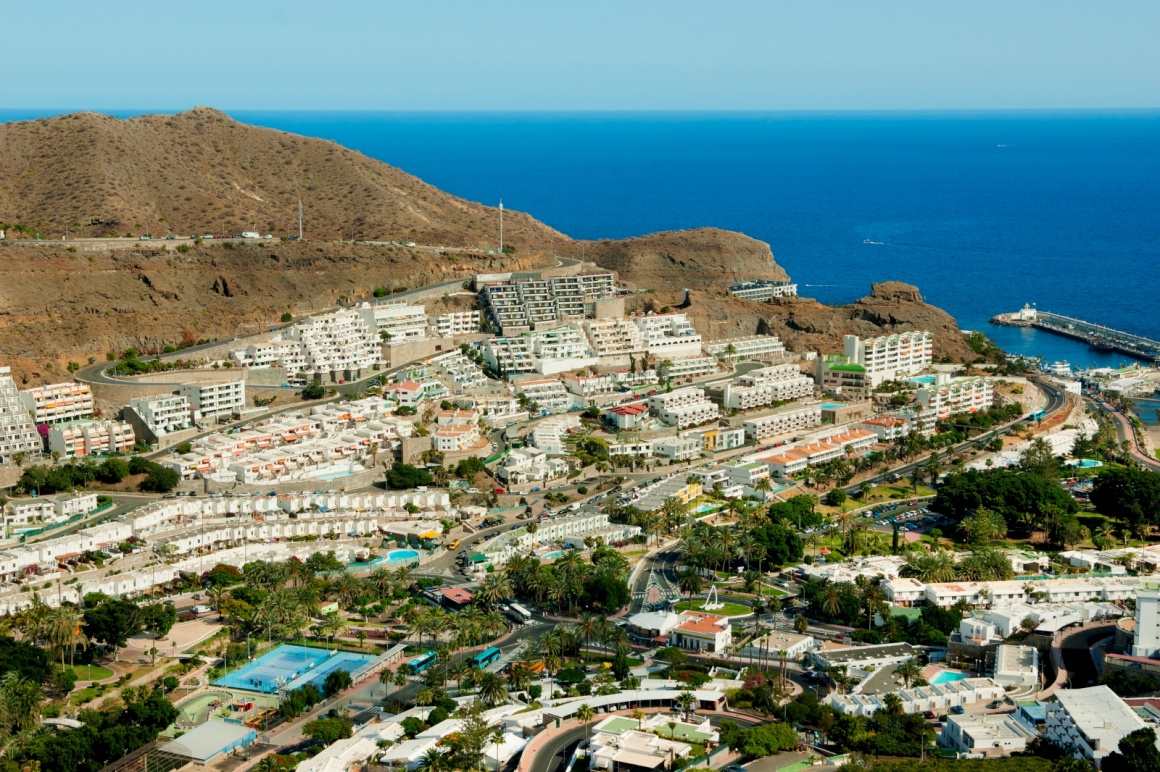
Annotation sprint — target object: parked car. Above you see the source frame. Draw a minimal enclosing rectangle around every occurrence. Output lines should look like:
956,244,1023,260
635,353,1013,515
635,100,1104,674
950,705,966,715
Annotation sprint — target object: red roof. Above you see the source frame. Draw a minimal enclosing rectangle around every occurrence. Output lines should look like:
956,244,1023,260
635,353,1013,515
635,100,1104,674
608,404,649,416
392,381,421,392
440,587,474,604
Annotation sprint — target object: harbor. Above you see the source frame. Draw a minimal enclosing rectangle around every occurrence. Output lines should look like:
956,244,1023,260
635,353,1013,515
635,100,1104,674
992,304,1160,365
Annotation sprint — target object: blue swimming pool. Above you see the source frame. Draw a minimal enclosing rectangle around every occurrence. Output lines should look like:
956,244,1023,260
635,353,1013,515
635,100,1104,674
214,644,376,694
930,670,969,685
315,470,356,481
820,402,846,410
1068,458,1104,469
542,551,565,560
385,548,419,563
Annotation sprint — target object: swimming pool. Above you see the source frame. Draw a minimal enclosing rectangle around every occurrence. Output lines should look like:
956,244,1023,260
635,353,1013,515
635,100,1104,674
385,548,420,563
314,470,356,481
929,670,969,685
820,402,846,410
910,375,937,385
214,644,376,694
694,504,721,514
346,556,385,570
542,551,565,560
1067,458,1104,469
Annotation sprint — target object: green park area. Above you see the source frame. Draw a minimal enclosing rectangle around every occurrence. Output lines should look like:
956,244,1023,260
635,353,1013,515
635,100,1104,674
673,599,751,617
71,664,115,682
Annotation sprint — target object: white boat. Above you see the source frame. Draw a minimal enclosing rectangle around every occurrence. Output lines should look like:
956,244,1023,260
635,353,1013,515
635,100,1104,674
1044,361,1072,376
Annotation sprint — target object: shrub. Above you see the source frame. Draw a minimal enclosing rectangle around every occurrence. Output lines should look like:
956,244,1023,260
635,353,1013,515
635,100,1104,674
280,312,294,323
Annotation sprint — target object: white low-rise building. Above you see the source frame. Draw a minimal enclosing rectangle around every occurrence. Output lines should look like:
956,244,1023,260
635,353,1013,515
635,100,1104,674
705,335,787,363
992,644,1039,688
432,423,481,453
0,367,44,460
497,448,569,485
651,435,702,461
941,714,1038,758
648,387,719,429
728,280,798,301
358,301,429,344
515,378,574,414
918,375,995,419
658,355,718,381
633,313,703,359
48,420,135,457
830,677,1005,717
530,414,581,455
741,402,822,441
1044,686,1147,767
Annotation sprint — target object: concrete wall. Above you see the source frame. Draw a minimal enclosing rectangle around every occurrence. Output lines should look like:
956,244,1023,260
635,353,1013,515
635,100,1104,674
383,337,456,368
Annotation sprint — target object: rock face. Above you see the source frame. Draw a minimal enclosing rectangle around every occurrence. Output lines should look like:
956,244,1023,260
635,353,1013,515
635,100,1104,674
581,228,788,290
630,281,976,364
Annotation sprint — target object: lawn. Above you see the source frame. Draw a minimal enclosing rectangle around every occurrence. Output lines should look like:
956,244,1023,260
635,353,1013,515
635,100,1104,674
72,664,115,681
68,686,102,705
673,600,751,617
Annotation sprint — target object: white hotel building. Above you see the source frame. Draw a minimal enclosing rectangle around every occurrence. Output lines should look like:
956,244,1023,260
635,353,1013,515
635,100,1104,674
658,355,718,381
843,331,934,387
712,364,814,411
515,379,575,414
20,382,94,424
583,318,645,357
48,420,135,457
285,308,380,377
1045,686,1146,767
647,387,719,429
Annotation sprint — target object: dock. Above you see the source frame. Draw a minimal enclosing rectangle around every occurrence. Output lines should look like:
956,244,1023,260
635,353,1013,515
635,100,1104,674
991,306,1160,363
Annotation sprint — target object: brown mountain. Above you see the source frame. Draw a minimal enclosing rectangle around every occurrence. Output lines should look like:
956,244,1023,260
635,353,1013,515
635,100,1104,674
0,109,974,384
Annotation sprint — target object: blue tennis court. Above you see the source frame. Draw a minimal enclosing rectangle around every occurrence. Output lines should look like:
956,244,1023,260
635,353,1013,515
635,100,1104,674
214,644,376,694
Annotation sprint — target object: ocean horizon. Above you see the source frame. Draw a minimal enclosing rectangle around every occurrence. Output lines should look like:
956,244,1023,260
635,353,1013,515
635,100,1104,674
3,108,1158,369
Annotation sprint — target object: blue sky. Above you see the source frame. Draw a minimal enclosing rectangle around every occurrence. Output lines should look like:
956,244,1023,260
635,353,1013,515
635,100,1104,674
7,0,1158,111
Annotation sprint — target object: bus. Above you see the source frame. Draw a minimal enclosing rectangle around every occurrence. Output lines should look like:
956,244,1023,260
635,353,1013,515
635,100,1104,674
469,646,502,669
408,650,438,674
506,603,533,624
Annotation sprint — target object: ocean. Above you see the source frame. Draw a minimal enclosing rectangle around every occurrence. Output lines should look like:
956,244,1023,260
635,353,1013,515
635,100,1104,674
4,109,1158,368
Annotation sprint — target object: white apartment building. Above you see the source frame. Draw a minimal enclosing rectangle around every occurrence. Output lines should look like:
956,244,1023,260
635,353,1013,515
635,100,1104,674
180,379,246,420
358,302,428,344
728,280,799,301
528,324,597,374
862,416,911,441
657,355,718,381
48,420,135,457
921,576,1143,609
760,439,845,478
609,369,658,388
843,331,934,387
604,403,650,430
705,335,787,362
432,423,481,453
0,367,42,461
480,337,537,376
583,318,645,357
549,272,617,309
433,310,481,337
684,426,746,453
1131,584,1160,658
530,415,581,455
993,645,1039,689
816,356,872,398
128,395,193,436
651,435,702,461
918,375,994,419
741,402,822,441
479,272,617,335
1045,686,1146,767
515,379,574,414
648,387,719,429
723,459,771,489
231,340,307,371
463,396,527,428
633,313,703,359
713,365,814,411
608,441,653,459
497,448,569,485
430,351,485,388
20,382,94,424
3,493,99,535
563,373,616,399
942,714,1038,758
284,308,380,376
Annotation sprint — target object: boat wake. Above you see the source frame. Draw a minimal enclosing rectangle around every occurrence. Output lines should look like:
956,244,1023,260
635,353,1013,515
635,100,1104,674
862,239,885,245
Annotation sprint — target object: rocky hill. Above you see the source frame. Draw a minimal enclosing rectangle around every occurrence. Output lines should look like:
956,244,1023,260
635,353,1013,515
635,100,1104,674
0,109,977,383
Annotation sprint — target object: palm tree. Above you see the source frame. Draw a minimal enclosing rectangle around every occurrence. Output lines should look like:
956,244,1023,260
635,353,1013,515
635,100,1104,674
379,667,396,699
320,612,347,652
253,757,280,772
416,748,450,772
490,727,506,771
678,567,705,603
477,671,508,707
576,703,596,748
631,708,645,731
676,689,697,721
896,657,922,689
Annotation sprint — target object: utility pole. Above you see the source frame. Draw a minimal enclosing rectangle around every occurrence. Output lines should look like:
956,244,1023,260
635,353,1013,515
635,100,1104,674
298,198,303,241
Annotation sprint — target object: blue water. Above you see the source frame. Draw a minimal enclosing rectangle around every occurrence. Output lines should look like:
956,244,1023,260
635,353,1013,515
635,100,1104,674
214,644,375,694
385,548,419,562
930,670,970,685
4,109,1158,368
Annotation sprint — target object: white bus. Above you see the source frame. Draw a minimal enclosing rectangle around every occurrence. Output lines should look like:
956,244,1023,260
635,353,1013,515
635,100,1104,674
507,603,533,624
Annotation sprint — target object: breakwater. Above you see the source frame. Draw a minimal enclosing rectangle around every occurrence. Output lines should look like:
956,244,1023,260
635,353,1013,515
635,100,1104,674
992,309,1160,363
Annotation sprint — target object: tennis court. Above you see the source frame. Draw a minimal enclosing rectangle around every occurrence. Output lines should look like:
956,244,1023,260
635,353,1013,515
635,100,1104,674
214,644,376,694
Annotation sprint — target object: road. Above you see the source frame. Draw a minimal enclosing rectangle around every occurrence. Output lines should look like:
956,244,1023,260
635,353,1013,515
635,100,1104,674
1089,397,1160,472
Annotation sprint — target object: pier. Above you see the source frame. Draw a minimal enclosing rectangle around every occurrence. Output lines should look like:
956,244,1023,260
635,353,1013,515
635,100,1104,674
991,306,1160,364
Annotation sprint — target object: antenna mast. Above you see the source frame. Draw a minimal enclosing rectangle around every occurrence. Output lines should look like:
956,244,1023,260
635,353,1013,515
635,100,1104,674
499,199,503,254
298,198,303,240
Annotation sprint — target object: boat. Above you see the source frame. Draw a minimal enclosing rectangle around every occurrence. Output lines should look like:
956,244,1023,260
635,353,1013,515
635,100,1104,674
1088,337,1116,352
1044,361,1072,377
863,239,884,245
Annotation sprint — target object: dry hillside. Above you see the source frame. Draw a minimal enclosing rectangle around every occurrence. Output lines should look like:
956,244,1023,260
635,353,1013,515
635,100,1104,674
0,109,978,384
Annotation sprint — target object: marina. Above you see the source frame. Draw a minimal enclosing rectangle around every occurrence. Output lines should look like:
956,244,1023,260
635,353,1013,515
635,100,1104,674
992,305,1160,364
